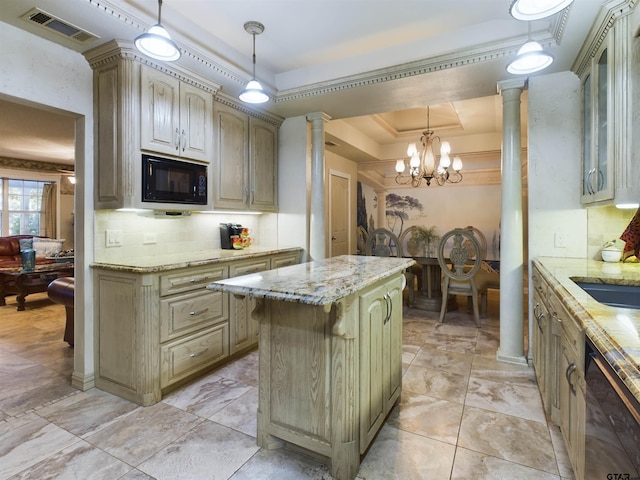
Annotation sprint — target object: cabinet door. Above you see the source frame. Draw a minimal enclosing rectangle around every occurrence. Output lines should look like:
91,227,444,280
213,102,249,209
359,276,403,453
179,83,212,162
249,117,278,212
559,342,585,479
228,258,270,354
140,66,180,156
581,37,614,204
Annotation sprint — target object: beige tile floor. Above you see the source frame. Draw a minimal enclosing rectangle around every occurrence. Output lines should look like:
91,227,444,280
0,290,575,479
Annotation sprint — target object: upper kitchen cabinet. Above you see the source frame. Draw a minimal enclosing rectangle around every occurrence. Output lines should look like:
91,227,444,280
580,36,614,204
83,41,220,210
140,65,212,163
212,97,280,212
577,3,639,207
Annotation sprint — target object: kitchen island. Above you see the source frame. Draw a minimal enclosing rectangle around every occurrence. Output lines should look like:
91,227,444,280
207,255,415,480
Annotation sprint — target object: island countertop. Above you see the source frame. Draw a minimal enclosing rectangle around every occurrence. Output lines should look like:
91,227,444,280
534,257,640,403
206,255,415,307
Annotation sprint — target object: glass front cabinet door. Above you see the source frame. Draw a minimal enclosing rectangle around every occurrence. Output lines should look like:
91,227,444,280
581,37,614,204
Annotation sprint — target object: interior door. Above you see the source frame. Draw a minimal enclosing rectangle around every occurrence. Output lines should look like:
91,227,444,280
329,171,349,257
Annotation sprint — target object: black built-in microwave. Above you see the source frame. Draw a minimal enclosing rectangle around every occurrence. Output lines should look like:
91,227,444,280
142,154,207,205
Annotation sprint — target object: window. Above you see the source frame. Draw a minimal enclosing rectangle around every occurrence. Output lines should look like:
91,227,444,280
0,177,51,236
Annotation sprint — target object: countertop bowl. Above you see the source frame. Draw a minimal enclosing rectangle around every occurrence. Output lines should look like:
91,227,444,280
601,249,622,263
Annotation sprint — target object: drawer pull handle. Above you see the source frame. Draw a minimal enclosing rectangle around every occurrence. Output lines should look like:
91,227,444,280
190,348,209,358
189,308,209,317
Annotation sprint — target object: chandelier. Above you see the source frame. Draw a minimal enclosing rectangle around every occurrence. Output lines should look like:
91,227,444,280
395,107,463,187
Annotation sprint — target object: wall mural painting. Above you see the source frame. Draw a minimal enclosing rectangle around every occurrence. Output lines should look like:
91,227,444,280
357,181,502,263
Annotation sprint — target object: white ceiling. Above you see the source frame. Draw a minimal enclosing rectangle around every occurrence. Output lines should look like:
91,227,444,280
0,0,607,168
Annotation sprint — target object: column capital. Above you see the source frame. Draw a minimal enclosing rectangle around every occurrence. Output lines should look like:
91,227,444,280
497,78,527,95
306,112,332,123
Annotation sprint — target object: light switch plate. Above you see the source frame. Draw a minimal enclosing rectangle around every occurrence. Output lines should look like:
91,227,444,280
143,233,157,244
554,232,566,248
106,229,123,247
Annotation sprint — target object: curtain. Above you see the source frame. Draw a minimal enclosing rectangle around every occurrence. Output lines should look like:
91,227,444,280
42,182,57,238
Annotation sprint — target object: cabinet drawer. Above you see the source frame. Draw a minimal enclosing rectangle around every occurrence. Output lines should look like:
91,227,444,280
160,265,228,296
229,258,270,277
160,289,228,342
160,323,229,388
270,251,301,269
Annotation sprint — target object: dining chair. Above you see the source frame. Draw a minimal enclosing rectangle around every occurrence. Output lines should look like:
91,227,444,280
365,228,403,257
465,225,500,291
398,226,425,303
437,228,488,327
365,228,414,305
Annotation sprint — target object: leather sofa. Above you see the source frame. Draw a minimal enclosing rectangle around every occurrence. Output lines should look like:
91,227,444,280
47,277,75,346
0,235,55,269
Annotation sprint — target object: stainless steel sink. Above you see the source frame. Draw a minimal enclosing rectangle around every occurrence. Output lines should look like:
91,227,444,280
573,281,640,310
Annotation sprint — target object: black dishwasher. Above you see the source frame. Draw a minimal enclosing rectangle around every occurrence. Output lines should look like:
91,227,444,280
584,338,640,479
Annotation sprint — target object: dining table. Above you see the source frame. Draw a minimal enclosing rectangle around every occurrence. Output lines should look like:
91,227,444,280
408,255,462,312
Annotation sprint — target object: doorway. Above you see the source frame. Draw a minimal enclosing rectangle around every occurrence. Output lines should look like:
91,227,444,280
329,169,350,257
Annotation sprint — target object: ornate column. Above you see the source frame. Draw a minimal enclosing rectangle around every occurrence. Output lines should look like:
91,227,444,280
306,112,331,260
497,79,527,365
374,189,387,230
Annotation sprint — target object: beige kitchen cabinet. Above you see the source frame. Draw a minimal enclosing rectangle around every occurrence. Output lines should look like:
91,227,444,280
212,99,279,212
228,251,303,354
94,263,228,406
228,256,270,354
359,276,403,452
84,40,219,210
532,265,562,423
140,65,213,162
580,35,614,205
577,7,640,207
531,272,548,411
533,262,586,479
92,249,302,406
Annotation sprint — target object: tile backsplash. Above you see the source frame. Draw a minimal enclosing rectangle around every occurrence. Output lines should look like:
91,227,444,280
94,210,278,264
587,206,636,260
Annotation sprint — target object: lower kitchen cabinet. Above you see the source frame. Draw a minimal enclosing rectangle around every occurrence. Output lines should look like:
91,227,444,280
532,261,587,480
228,257,270,354
359,277,403,452
93,249,302,406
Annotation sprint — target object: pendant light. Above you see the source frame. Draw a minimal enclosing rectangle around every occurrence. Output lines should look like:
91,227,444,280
509,0,574,21
134,0,180,62
239,21,269,104
507,23,553,75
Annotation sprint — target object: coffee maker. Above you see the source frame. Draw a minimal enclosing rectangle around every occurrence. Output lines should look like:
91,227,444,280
219,223,243,249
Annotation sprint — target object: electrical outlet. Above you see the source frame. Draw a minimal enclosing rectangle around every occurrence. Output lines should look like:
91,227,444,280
106,229,123,247
554,232,566,248
143,233,157,244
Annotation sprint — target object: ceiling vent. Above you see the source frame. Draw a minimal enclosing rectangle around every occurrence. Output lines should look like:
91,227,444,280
21,8,99,44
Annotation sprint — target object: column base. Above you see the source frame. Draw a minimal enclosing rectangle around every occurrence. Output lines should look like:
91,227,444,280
496,350,528,366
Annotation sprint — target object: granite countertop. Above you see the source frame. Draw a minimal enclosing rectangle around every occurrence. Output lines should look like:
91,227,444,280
90,247,303,273
206,255,415,307
534,257,640,403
